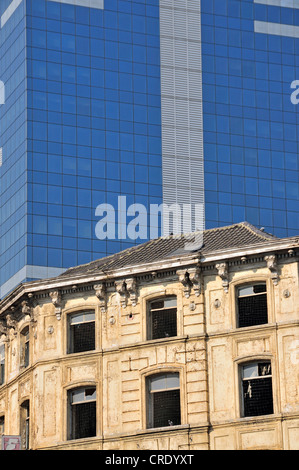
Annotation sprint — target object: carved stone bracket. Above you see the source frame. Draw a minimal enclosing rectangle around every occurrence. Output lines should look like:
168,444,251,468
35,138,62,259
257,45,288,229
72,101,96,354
115,278,138,308
115,280,128,308
177,267,201,298
265,254,279,286
21,299,36,324
216,262,229,293
49,291,63,320
188,267,201,297
177,270,192,298
94,283,107,313
0,319,8,338
126,278,138,307
6,313,18,333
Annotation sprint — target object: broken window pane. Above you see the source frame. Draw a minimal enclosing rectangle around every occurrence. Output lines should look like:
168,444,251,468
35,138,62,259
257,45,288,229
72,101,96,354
241,361,273,417
68,311,95,354
238,283,268,328
148,297,177,340
147,373,181,429
69,387,96,440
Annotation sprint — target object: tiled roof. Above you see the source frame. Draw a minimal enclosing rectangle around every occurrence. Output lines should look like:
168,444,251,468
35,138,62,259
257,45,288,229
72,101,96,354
60,222,278,278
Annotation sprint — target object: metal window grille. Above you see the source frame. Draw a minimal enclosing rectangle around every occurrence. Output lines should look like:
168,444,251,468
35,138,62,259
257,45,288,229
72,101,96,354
20,400,30,450
0,345,4,385
69,387,96,440
238,284,268,328
0,416,4,435
147,373,181,429
149,298,177,340
152,390,181,428
241,362,273,417
69,311,95,354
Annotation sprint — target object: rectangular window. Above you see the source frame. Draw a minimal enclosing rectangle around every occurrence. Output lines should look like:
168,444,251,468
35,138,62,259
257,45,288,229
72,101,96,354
20,401,30,450
21,327,30,369
238,284,268,328
147,373,181,429
241,362,273,417
68,311,95,354
148,297,177,340
68,387,96,440
0,344,4,386
0,416,4,436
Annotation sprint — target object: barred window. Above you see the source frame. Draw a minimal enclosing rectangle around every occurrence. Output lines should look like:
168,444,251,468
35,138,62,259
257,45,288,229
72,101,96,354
237,284,268,328
21,327,30,368
0,344,4,386
0,416,4,436
68,311,95,354
147,373,181,429
68,387,96,440
148,297,177,340
20,400,30,450
241,361,273,418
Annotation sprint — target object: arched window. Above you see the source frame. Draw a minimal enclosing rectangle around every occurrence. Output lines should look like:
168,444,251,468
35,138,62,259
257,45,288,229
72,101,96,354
147,297,177,340
20,327,30,368
67,311,95,354
240,361,273,417
237,283,268,328
67,387,97,440
146,372,181,429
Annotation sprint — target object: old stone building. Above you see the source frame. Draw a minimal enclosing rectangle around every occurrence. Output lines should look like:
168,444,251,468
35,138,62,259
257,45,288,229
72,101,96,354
0,222,298,450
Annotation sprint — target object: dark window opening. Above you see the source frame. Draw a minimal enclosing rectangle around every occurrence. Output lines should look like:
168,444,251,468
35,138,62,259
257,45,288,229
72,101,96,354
68,311,95,354
0,344,4,386
21,327,30,368
68,387,96,440
0,416,4,435
20,400,30,450
148,297,177,340
147,373,181,429
241,362,273,417
238,284,268,328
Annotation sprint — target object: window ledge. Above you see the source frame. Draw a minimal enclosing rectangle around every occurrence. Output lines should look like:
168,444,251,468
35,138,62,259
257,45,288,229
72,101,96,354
136,424,190,436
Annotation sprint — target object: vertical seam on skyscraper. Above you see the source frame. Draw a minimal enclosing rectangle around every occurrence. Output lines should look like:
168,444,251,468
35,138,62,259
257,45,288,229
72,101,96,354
159,0,205,235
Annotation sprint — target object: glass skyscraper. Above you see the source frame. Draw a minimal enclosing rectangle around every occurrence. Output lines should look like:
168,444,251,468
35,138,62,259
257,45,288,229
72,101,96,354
0,0,298,298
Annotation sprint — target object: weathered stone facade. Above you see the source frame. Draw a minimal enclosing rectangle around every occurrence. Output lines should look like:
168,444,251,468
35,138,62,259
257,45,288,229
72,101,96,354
0,223,298,450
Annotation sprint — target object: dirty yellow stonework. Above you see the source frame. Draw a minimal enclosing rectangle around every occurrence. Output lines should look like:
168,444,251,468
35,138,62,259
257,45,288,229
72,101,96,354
0,223,298,450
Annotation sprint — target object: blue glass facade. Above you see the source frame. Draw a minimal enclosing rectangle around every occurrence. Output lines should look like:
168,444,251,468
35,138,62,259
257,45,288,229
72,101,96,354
0,0,298,297
202,0,299,237
0,0,27,295
0,0,163,296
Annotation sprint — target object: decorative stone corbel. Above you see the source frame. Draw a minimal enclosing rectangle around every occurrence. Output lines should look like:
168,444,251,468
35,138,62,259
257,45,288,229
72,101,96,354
0,319,8,338
115,280,128,308
265,254,279,286
21,300,35,323
6,313,18,332
94,283,107,313
188,267,201,296
126,278,138,307
49,291,63,320
177,269,192,298
216,262,229,293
